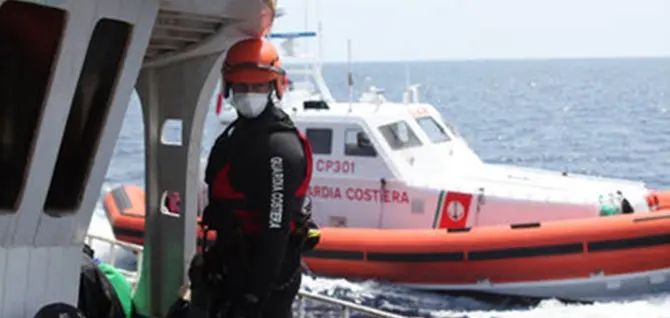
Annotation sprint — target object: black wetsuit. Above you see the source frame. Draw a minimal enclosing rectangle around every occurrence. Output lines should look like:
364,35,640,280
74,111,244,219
78,244,126,318
200,105,311,318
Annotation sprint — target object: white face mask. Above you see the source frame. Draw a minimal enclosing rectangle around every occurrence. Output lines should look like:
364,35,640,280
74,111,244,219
231,92,268,118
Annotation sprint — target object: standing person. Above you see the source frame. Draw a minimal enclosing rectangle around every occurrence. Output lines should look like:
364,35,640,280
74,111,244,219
195,37,317,318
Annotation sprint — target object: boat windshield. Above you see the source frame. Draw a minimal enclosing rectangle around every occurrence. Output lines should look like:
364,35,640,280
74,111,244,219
415,115,452,143
378,120,423,150
442,116,462,138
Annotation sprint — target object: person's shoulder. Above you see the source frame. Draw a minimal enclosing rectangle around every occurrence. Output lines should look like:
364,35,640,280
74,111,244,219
268,129,303,156
268,127,301,140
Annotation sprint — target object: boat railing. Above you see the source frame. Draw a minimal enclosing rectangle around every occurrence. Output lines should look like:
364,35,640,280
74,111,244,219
85,233,143,294
85,234,411,318
294,290,410,318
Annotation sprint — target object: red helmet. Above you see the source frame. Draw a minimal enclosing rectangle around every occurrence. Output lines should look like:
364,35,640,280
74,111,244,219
222,38,285,98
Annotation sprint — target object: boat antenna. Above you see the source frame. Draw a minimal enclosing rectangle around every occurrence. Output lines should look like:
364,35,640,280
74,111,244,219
317,20,323,66
314,0,323,69
403,63,411,104
304,0,309,31
405,63,410,88
347,39,353,112
303,0,310,55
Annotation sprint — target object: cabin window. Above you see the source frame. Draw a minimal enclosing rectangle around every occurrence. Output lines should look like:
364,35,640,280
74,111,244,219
344,128,377,157
44,18,132,215
416,116,451,143
0,1,66,212
305,128,332,154
378,120,422,150
440,114,462,137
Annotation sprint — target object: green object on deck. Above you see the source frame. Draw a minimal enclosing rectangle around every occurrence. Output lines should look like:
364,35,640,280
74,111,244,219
599,204,619,216
598,193,621,217
99,262,134,318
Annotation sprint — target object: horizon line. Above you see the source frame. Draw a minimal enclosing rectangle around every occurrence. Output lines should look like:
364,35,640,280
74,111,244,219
296,55,670,65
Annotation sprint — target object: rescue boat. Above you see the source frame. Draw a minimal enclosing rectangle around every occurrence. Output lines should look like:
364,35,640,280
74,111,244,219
102,28,670,301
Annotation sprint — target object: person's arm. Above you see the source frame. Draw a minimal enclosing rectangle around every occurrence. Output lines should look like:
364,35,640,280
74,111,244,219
245,131,306,302
201,137,229,229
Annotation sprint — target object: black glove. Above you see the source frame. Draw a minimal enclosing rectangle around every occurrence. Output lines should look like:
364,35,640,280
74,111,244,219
229,294,261,318
82,243,94,258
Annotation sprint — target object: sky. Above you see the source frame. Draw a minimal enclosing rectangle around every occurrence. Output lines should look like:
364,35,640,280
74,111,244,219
270,0,670,62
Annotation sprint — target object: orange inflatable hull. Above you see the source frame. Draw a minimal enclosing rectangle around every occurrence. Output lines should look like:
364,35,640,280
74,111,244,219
303,212,670,286
104,185,670,291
